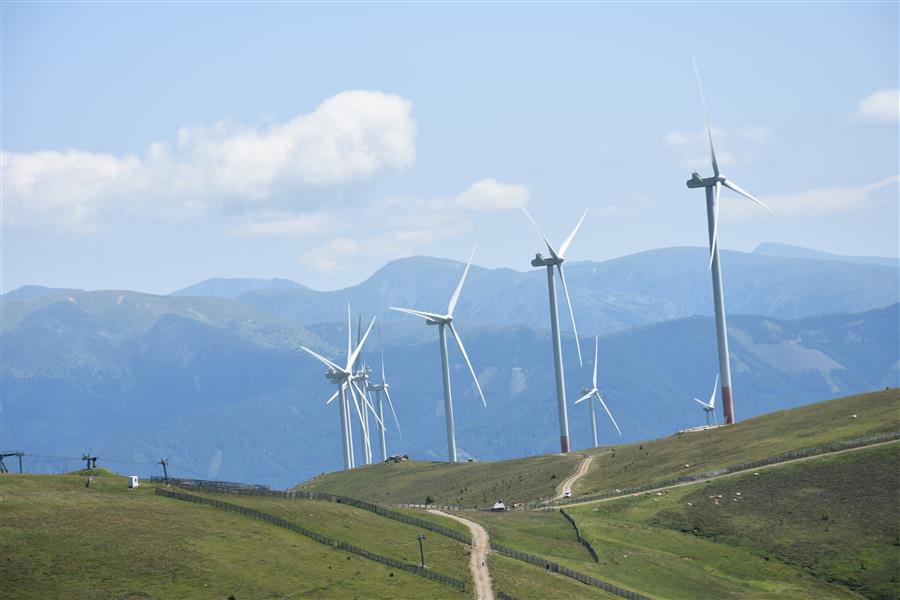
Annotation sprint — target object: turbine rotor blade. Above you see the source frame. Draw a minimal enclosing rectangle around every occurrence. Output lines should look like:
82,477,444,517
354,381,384,429
692,56,720,177
592,335,599,389
326,387,341,405
347,303,352,366
709,181,721,270
300,346,344,374
389,306,445,322
379,323,386,383
346,317,376,372
520,204,558,258
556,264,583,366
722,179,773,213
447,245,476,316
447,322,487,407
383,387,403,439
694,397,711,408
558,209,588,258
596,393,622,436
575,388,595,405
348,382,371,453
708,373,719,408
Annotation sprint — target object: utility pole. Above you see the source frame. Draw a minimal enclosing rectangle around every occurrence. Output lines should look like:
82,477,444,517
417,533,427,568
158,458,169,485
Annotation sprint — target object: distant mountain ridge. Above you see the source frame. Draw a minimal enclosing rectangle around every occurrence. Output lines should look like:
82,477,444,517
753,242,899,268
232,246,899,335
170,277,306,298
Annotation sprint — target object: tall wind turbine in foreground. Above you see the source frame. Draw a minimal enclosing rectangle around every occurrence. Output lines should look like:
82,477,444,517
576,336,621,448
686,59,772,425
521,205,587,453
693,374,719,426
300,309,378,470
390,247,486,463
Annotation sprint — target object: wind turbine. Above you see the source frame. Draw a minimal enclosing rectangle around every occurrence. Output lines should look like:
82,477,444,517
521,205,587,453
366,325,403,462
686,58,772,425
575,336,621,447
694,374,719,426
353,316,374,466
299,307,381,470
390,247,486,463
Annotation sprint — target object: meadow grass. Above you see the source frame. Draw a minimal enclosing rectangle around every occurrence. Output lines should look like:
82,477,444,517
574,442,900,600
187,490,473,585
575,388,899,497
0,474,461,599
297,452,581,507
487,552,621,600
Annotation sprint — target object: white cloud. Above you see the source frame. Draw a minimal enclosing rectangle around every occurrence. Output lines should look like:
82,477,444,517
724,176,899,220
294,177,521,272
451,178,529,210
664,126,772,146
665,125,770,173
298,238,361,273
1,90,416,231
856,89,900,123
233,212,336,237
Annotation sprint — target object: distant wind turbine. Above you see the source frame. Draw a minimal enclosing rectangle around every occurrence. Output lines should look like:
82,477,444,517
575,336,621,447
299,306,382,470
693,373,719,426
366,324,402,463
390,247,486,463
521,204,587,453
686,58,772,425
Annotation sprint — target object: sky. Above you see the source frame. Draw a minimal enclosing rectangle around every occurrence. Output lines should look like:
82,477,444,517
2,2,898,295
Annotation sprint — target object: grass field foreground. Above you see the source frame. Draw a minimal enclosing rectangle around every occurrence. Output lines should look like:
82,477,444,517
575,388,899,497
572,442,900,600
0,474,461,599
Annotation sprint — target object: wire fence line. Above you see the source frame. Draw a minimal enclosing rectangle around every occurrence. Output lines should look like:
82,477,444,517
489,543,650,600
546,430,900,509
154,487,466,593
154,479,474,545
559,509,600,563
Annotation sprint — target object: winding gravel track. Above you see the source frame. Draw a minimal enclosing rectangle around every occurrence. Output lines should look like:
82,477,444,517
554,455,593,501
428,509,493,600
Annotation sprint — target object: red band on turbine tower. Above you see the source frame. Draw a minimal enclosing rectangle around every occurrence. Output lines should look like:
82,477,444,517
560,436,571,453
722,386,734,425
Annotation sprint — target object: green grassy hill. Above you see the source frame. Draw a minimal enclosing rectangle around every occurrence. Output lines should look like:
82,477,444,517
299,388,900,507
0,474,466,599
570,443,900,600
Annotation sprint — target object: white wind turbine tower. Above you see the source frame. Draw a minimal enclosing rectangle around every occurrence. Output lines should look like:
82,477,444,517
390,247,486,463
693,374,719,426
352,316,375,466
686,58,772,425
366,325,403,462
575,336,621,448
299,307,381,470
521,205,587,453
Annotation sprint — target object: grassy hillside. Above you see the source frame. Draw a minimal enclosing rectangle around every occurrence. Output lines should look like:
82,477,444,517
571,443,900,600
574,387,899,497
297,452,582,507
299,389,899,507
0,474,462,599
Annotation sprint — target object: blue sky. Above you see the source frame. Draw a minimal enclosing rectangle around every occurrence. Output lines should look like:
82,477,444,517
2,2,898,294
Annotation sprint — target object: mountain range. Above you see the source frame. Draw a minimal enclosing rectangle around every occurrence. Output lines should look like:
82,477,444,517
2,244,897,488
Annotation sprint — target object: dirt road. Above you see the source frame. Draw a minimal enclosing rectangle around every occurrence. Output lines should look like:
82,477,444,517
428,509,493,600
554,455,593,501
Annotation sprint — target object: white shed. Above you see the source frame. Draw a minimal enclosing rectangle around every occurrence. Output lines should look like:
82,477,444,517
128,475,140,489
491,500,506,512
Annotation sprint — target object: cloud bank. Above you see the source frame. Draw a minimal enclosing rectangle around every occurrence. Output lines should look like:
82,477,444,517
1,90,417,231
856,89,900,123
